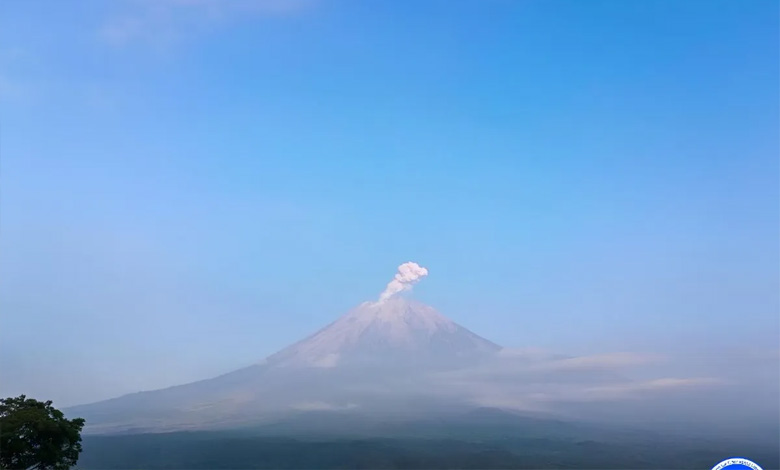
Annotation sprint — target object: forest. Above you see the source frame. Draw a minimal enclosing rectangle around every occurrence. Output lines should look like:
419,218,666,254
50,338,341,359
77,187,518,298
77,431,780,470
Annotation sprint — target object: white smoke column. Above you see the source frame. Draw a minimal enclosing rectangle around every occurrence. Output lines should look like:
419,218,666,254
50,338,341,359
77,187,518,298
378,262,429,302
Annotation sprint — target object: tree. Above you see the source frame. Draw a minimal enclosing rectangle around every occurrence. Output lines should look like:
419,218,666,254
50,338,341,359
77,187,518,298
0,395,85,470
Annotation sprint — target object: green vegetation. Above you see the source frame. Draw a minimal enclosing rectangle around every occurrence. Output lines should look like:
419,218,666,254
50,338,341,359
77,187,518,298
0,395,85,470
4,395,775,470
77,431,780,470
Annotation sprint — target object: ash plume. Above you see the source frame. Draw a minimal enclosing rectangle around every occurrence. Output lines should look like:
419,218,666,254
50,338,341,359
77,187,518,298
378,262,429,302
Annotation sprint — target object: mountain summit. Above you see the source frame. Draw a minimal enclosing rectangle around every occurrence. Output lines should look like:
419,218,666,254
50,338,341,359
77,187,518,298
68,296,503,433
266,296,501,369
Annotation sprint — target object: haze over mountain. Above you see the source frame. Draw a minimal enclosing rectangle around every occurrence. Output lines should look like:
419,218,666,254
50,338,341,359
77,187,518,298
2,2,778,468
265,262,499,369
67,263,509,433
266,296,500,369
65,263,499,431
65,262,774,442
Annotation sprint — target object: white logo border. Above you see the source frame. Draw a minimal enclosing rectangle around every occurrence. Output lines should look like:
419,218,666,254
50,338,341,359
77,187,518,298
711,457,764,470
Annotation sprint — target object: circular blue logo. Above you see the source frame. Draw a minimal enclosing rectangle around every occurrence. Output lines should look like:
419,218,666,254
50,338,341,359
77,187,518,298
711,457,764,470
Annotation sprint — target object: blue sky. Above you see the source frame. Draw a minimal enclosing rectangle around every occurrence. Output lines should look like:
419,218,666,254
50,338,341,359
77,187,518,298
1,0,778,406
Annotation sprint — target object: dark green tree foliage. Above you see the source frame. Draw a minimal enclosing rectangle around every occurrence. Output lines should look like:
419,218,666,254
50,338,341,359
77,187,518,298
0,395,85,470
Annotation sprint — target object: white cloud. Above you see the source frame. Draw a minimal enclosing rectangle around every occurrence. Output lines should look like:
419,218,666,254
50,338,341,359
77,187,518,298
445,376,726,413
433,351,662,382
378,262,429,302
496,347,558,359
291,401,358,411
529,352,663,371
422,349,727,414
580,377,725,400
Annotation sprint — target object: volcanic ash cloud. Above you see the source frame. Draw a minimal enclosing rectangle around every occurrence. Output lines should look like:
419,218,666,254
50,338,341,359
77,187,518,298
378,262,429,302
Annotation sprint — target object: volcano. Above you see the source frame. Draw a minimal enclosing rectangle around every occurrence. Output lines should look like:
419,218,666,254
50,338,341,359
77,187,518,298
266,296,501,369
67,296,504,434
64,294,748,445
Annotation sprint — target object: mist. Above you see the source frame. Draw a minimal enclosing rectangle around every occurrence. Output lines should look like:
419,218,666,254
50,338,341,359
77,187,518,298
1,0,778,468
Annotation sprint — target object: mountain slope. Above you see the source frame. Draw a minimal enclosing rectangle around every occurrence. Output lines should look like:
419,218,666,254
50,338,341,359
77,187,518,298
266,296,500,368
67,296,503,433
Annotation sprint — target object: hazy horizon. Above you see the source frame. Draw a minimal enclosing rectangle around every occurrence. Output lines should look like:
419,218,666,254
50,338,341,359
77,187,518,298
1,0,778,429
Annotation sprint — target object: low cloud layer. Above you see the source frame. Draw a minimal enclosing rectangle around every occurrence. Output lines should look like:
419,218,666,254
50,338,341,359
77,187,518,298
531,352,663,371
291,401,358,411
579,377,726,400
427,350,728,414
